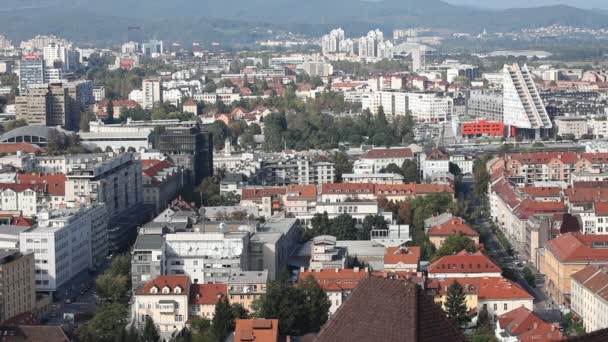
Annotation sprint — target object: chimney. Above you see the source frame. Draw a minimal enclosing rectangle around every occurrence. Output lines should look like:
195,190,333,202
300,267,305,273
354,267,360,273
336,268,340,273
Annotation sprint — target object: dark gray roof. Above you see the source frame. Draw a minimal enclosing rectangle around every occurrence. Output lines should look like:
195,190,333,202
133,234,164,250
0,125,69,143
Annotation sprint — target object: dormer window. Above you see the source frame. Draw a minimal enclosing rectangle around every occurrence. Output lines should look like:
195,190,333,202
162,286,170,294
150,286,159,294
174,286,182,294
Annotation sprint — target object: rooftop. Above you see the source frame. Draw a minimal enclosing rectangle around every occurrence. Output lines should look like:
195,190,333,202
428,250,502,275
546,233,608,263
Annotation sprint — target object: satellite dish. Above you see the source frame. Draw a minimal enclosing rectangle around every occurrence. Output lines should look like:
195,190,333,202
219,222,227,231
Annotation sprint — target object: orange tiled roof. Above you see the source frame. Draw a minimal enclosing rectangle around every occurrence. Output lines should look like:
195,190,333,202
321,183,374,195
595,201,608,216
298,268,369,292
16,173,66,196
241,187,286,200
428,217,479,237
0,143,41,154
428,250,502,275
498,306,563,341
384,246,421,265
431,277,533,300
234,319,279,342
189,283,227,305
286,184,317,200
363,148,414,159
546,233,608,263
520,186,562,198
136,275,190,295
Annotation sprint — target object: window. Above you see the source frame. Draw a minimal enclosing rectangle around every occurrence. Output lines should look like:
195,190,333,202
504,303,508,311
493,304,497,311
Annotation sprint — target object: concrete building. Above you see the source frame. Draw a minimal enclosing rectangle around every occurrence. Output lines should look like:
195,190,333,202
141,159,183,214
361,91,409,118
19,207,99,292
227,270,268,313
503,64,552,138
0,250,36,322
302,61,334,77
309,235,348,270
406,92,452,122
359,147,415,173
142,79,163,110
16,82,83,130
467,89,503,121
15,87,49,126
18,56,45,92
555,117,588,139
159,126,213,186
412,46,426,72
571,265,608,333
131,234,166,291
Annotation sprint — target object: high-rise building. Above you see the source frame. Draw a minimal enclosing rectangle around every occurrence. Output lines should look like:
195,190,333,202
467,89,504,121
142,78,162,109
412,46,426,72
15,87,49,125
358,30,390,60
503,64,552,138
18,56,45,93
159,126,213,185
0,250,36,322
43,43,67,69
321,28,345,55
302,61,334,77
141,40,163,57
362,91,409,119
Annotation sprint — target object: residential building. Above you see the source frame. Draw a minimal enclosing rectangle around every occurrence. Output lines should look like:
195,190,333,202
383,246,420,272
131,234,166,291
159,126,213,186
359,147,415,173
142,79,162,110
503,64,552,138
412,46,426,72
555,117,589,139
227,270,268,313
422,149,450,181
342,173,404,184
142,159,183,214
302,61,333,77
427,217,480,249
361,91,408,118
189,283,227,319
467,90,504,121
132,275,189,334
315,277,466,342
298,267,369,316
0,250,36,322
537,233,608,305
571,265,608,333
406,92,453,122
427,250,502,278
429,277,533,319
495,306,563,341
16,83,82,130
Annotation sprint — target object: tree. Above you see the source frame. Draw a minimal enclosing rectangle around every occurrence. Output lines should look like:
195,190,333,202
330,151,353,183
299,277,330,332
449,162,462,177
263,112,287,152
401,160,419,183
360,215,388,240
142,316,160,342
434,233,478,261
523,266,536,287
331,214,358,240
96,272,128,302
2,119,27,132
75,303,128,342
106,100,115,124
212,297,235,341
444,281,470,326
382,163,403,176
109,253,132,277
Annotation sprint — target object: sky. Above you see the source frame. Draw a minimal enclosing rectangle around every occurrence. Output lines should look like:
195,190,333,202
444,0,608,9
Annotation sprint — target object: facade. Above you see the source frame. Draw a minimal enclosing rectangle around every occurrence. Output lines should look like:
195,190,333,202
142,159,183,214
495,306,563,342
571,265,608,333
383,246,420,272
537,233,608,306
412,46,426,72
189,283,227,319
359,148,415,173
309,235,347,270
503,64,552,138
16,82,84,130
342,173,404,184
467,89,504,121
19,207,99,292
132,275,190,334
555,117,589,139
227,270,268,313
361,91,408,118
427,250,502,279
461,120,505,138
422,149,450,181
15,88,49,126
18,56,45,92
131,234,166,291
427,217,480,249
406,92,453,122
159,126,213,186
142,78,163,110
0,250,36,323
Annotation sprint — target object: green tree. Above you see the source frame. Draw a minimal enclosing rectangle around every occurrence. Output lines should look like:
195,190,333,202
444,281,470,326
473,158,491,200
142,316,160,342
96,272,128,302
75,303,128,342
382,163,404,176
434,233,478,261
329,151,353,183
523,266,536,287
263,112,287,152
106,100,115,124
3,119,28,132
449,162,462,177
299,277,331,332
212,297,235,341
401,160,419,183
331,214,358,240
359,215,388,240
109,253,132,277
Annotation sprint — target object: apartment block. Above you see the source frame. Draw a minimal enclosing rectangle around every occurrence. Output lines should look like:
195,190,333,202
0,250,36,323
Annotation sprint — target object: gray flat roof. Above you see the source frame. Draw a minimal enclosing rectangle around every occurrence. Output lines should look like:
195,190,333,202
133,234,165,250
228,270,269,283
0,225,31,236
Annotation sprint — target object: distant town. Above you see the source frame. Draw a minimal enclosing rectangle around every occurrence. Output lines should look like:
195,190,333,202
1,18,608,342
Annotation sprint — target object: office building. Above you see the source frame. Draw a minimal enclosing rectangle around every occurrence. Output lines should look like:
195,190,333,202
142,78,162,109
15,87,49,126
412,46,426,72
43,43,74,71
141,40,163,57
0,250,36,322
131,234,165,291
18,56,45,92
467,89,503,121
406,92,453,122
159,126,213,185
361,91,409,118
302,61,334,77
15,82,83,130
503,64,552,138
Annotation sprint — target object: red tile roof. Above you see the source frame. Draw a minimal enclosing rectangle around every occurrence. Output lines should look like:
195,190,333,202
428,217,479,237
375,183,455,196
430,277,533,300
0,183,46,193
142,159,176,184
241,187,286,200
384,246,421,266
136,275,190,295
428,250,502,275
571,265,608,302
298,268,369,291
234,319,279,342
546,233,608,263
17,173,66,196
520,186,562,198
595,201,608,216
285,185,316,200
321,183,374,195
506,152,608,165
363,148,414,159
498,306,563,341
0,143,42,154
189,284,227,305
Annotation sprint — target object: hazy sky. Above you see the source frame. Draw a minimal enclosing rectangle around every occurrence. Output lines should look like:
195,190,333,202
444,0,608,9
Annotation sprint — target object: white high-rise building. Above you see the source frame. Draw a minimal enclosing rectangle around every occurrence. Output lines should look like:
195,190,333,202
142,78,163,109
321,28,345,55
362,91,409,118
412,46,426,72
358,29,391,60
503,64,552,138
42,43,77,71
121,41,140,54
406,92,453,122
339,39,355,55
